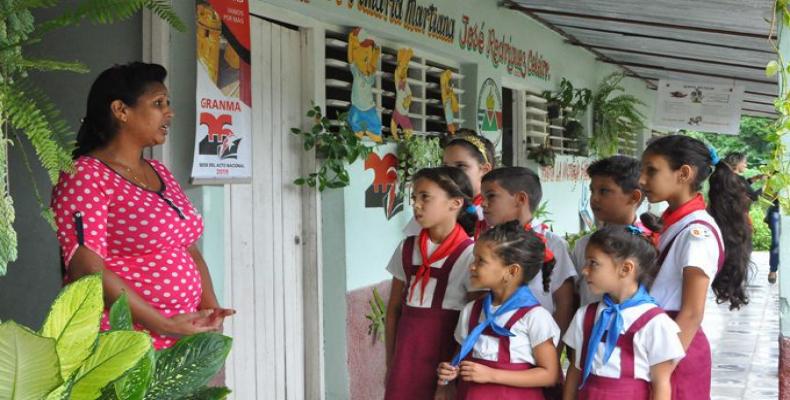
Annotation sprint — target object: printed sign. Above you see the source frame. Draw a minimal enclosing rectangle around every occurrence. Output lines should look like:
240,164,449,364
654,79,745,135
191,0,252,183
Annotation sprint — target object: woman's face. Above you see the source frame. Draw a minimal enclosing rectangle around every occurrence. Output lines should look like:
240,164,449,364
120,82,174,147
735,160,747,174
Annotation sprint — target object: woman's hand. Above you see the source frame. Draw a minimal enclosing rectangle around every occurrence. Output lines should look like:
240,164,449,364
194,307,236,332
161,310,223,337
459,360,495,384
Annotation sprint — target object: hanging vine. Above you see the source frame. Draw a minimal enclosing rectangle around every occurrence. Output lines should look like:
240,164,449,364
762,1,790,213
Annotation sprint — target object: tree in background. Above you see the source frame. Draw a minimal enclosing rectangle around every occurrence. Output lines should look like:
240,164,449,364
684,116,774,250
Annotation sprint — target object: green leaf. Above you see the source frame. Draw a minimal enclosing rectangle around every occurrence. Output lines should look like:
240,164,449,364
113,348,155,400
109,292,133,331
767,60,780,77
40,274,104,380
144,333,232,400
0,321,63,400
70,331,152,400
178,386,231,400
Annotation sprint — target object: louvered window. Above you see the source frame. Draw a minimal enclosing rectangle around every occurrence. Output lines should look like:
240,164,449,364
324,30,464,136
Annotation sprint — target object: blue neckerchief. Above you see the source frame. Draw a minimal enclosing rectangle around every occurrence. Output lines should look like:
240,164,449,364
580,285,658,388
451,285,539,366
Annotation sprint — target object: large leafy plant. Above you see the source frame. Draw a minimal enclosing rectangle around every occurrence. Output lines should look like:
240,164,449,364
0,1,186,276
591,73,646,157
0,275,232,400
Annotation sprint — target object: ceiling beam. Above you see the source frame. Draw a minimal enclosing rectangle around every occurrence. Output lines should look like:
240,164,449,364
506,2,776,40
601,60,776,84
588,45,767,70
555,24,775,54
505,2,657,88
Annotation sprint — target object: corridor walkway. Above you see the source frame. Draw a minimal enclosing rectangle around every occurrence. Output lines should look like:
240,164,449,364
708,252,779,400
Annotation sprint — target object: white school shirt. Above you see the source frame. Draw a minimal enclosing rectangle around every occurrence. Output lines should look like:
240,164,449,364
649,210,723,311
571,234,602,307
386,237,476,310
454,300,560,364
528,225,577,313
563,303,685,382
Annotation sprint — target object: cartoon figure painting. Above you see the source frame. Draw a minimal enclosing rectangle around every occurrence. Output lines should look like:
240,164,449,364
347,28,383,143
390,48,414,140
440,69,460,135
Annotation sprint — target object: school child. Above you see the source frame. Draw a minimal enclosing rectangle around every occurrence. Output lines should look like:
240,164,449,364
562,225,685,400
479,167,577,334
384,166,480,400
571,156,649,306
638,135,751,399
405,130,495,238
437,221,561,399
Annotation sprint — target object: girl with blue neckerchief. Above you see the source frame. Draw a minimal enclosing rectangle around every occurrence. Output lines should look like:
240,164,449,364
437,220,560,400
562,225,684,400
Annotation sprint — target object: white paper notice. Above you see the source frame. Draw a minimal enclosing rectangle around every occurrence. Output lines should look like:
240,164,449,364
653,80,745,135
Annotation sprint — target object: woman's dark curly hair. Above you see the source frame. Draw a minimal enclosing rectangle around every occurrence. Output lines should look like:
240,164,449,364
73,62,167,158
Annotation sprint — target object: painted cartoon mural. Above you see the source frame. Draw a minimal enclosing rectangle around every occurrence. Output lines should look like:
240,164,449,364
348,28,383,142
440,69,460,135
391,48,415,140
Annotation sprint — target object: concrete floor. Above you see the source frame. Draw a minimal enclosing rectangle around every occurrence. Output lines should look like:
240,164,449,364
708,251,779,400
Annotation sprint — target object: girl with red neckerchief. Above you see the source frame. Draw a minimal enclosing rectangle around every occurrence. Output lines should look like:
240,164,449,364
638,135,751,399
385,167,481,400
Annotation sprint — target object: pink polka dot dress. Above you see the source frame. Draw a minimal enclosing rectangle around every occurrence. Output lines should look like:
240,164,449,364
52,156,204,349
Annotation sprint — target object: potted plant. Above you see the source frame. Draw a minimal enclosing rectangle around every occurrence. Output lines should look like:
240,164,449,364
291,104,373,191
591,73,646,157
527,140,556,167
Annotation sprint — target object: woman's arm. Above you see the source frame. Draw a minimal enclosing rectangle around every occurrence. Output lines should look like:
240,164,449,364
562,362,581,400
676,267,710,349
650,360,675,400
188,244,220,309
385,278,405,370
188,244,235,329
459,339,559,388
69,247,215,337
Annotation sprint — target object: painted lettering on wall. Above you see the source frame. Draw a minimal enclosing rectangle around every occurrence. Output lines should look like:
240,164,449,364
459,15,550,81
540,159,591,183
324,0,456,44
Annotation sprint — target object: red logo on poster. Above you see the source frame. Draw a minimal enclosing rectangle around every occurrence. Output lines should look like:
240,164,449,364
364,152,403,219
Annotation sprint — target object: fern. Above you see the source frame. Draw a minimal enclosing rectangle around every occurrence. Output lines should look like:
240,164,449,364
0,128,17,276
591,73,646,157
0,0,185,276
39,0,186,34
1,80,73,183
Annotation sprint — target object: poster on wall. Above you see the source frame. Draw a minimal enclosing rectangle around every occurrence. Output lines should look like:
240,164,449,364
653,79,744,135
191,0,252,183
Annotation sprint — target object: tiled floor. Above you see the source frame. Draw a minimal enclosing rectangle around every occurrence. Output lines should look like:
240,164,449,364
707,251,779,400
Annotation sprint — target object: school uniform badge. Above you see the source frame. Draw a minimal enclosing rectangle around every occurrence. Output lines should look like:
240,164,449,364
690,226,711,239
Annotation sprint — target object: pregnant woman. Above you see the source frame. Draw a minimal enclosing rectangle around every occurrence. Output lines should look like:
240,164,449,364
52,62,233,349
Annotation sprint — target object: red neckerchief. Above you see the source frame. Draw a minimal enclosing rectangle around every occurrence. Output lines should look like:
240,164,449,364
660,194,707,234
472,195,487,239
524,222,555,263
409,224,469,304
